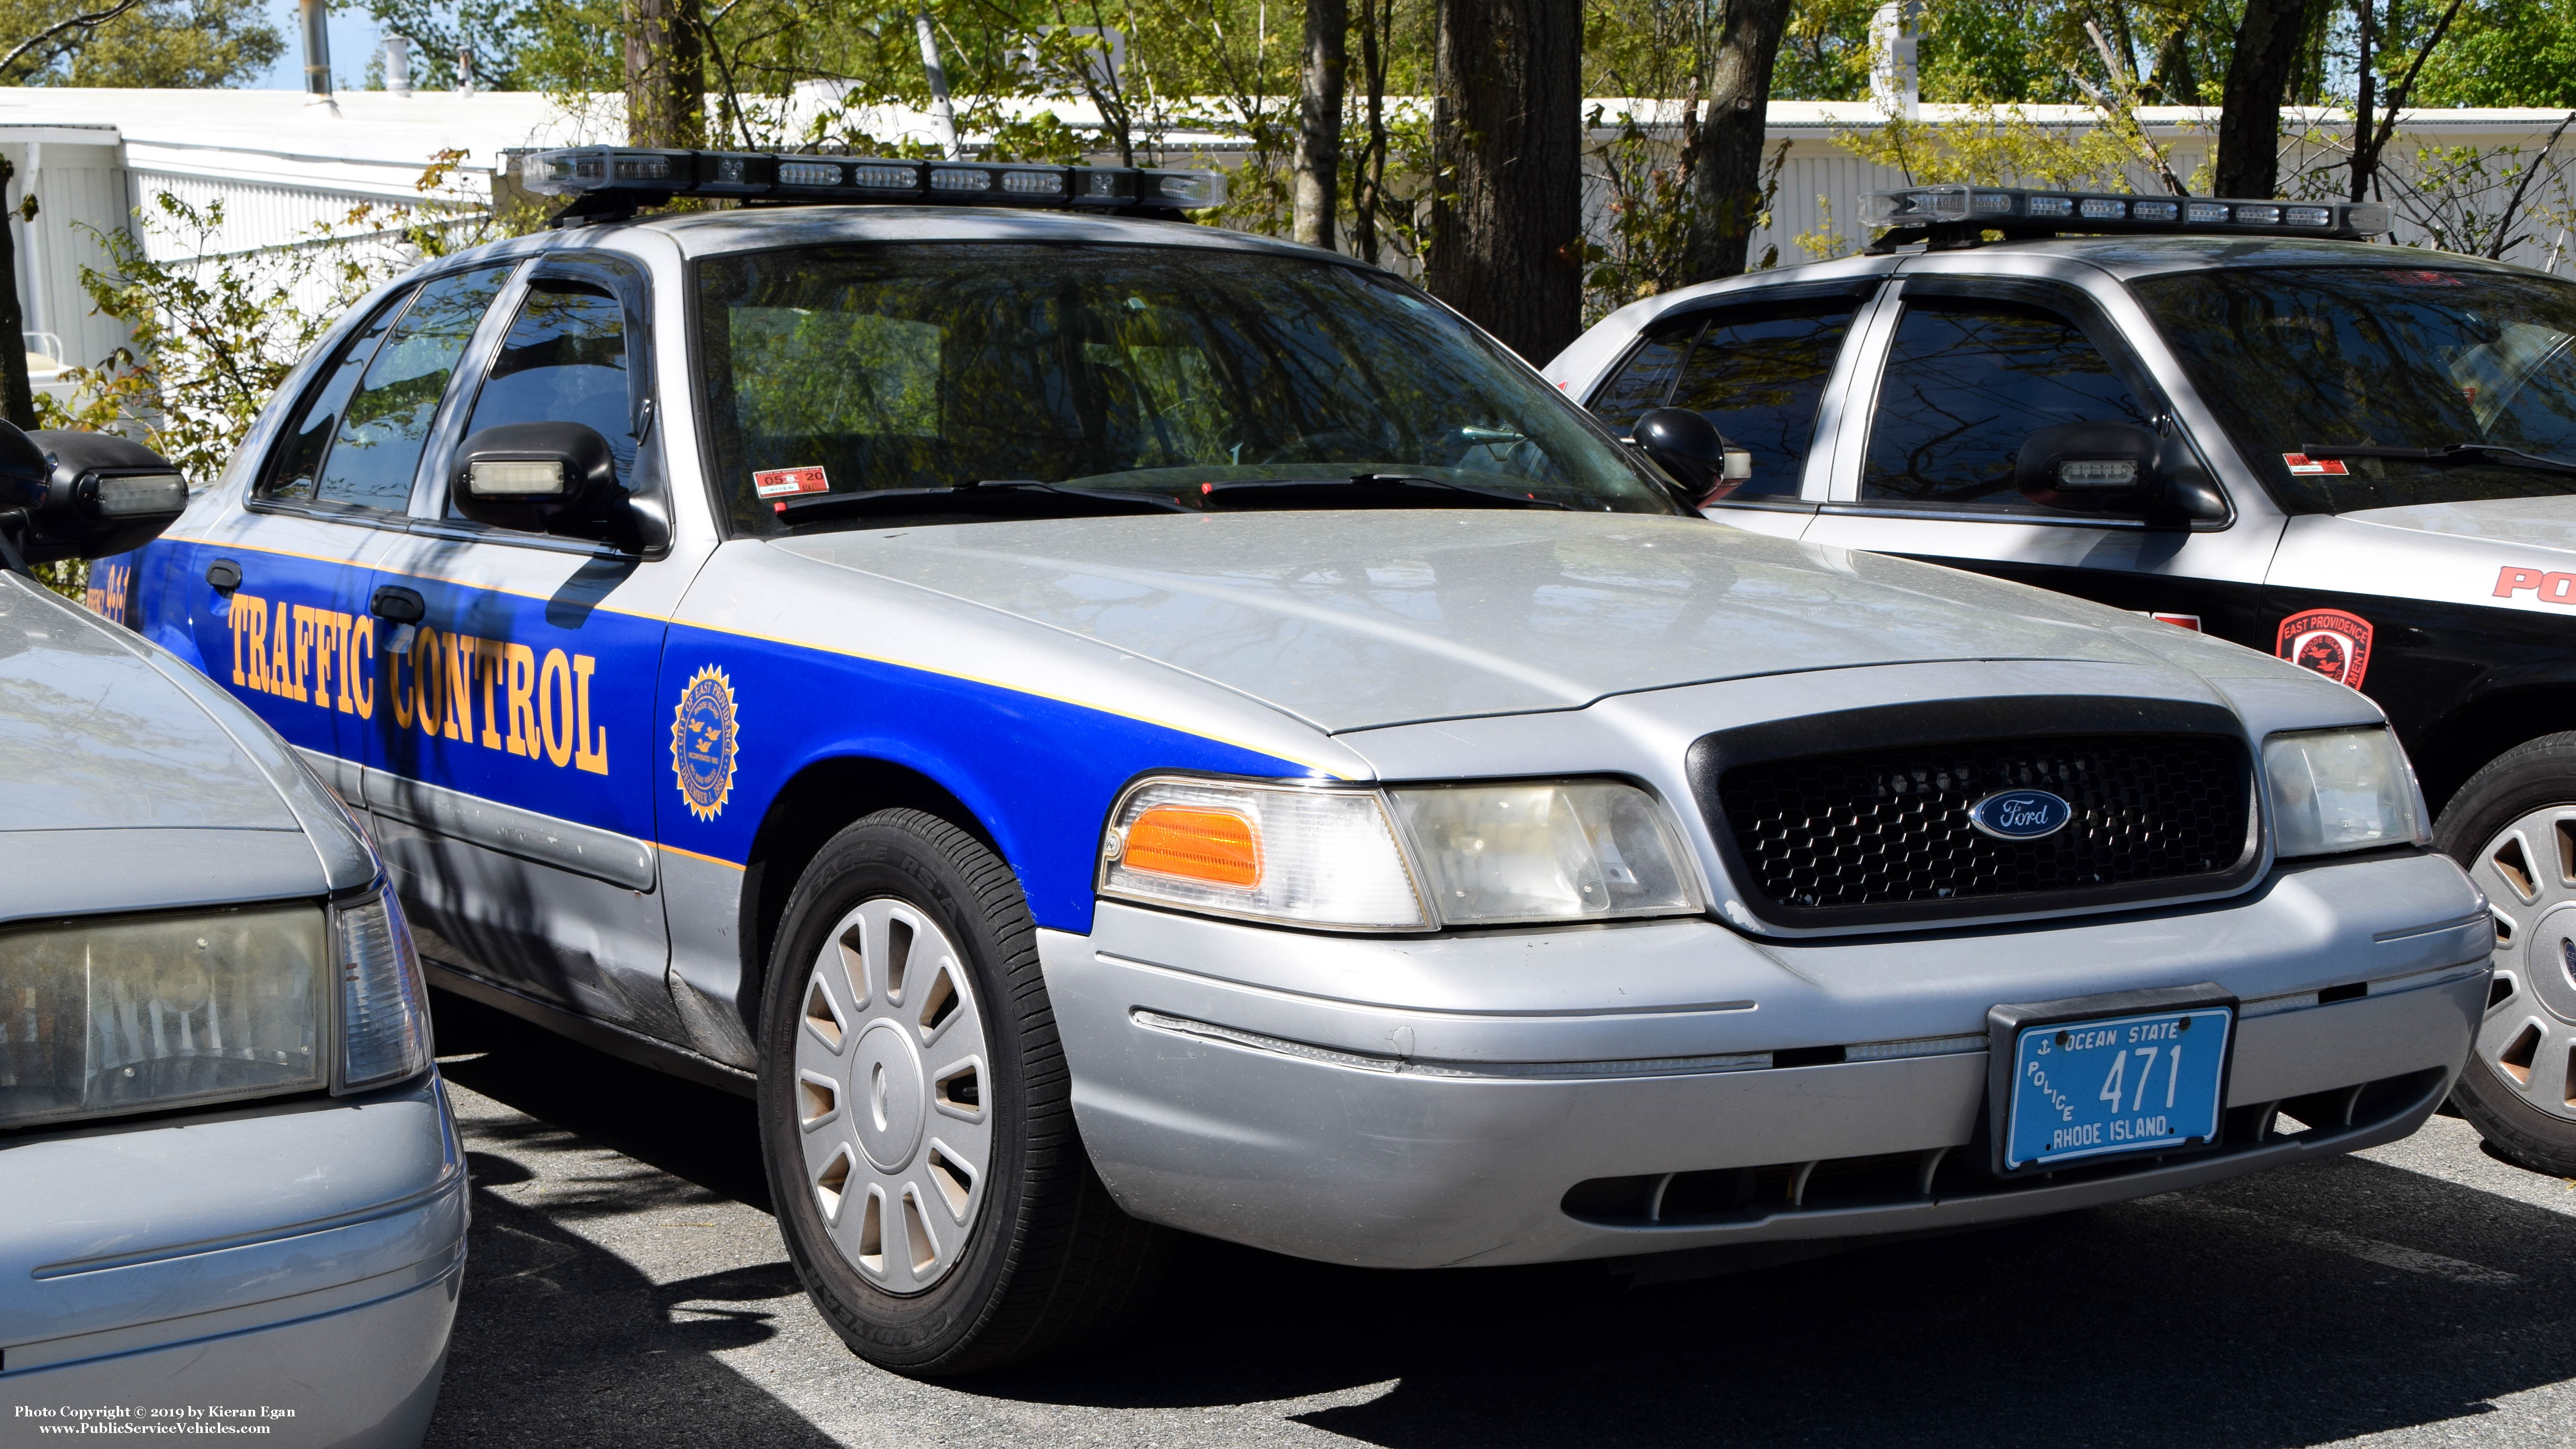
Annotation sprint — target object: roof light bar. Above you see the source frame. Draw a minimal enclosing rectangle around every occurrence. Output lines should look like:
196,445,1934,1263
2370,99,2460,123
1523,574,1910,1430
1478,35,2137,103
1861,186,2390,249
517,146,1229,222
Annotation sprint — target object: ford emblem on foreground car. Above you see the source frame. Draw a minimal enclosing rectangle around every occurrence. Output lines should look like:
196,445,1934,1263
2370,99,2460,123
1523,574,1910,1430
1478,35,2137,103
1545,184,2576,1175
95,148,2491,1377
0,422,459,1442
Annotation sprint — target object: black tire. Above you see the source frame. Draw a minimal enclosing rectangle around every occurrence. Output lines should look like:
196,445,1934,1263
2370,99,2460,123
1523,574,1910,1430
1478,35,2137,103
2434,735,2576,1176
756,808,1168,1376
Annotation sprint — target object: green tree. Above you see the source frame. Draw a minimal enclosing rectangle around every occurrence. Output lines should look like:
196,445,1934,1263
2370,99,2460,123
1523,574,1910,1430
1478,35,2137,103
2413,0,2576,106
0,0,281,86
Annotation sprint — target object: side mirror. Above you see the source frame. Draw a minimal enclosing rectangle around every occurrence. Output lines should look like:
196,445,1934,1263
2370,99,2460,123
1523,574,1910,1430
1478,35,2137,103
2013,421,2165,514
0,425,188,567
1632,406,1753,506
454,422,625,540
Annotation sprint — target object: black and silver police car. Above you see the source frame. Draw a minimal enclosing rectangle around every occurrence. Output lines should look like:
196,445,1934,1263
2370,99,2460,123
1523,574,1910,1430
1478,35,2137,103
1547,186,2576,1174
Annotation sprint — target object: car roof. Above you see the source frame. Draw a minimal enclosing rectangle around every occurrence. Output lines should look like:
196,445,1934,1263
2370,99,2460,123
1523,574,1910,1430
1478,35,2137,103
458,203,1353,268
1927,233,2550,283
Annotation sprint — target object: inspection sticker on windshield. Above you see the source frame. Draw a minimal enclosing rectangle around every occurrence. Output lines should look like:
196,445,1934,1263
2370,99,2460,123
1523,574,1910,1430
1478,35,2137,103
2282,453,2349,475
754,465,831,498
2005,1006,2232,1171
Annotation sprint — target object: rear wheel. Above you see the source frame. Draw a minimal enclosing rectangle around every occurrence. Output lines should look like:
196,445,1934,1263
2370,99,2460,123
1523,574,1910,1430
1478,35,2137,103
756,809,1168,1375
2436,736,2576,1175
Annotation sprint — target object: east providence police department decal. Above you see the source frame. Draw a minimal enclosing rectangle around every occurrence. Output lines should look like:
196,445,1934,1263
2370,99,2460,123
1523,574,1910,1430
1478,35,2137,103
2275,608,2374,689
672,665,741,822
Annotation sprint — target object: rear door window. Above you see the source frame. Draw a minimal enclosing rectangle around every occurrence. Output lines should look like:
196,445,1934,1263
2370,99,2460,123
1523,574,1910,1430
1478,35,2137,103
1862,297,2154,510
461,277,642,489
265,267,513,511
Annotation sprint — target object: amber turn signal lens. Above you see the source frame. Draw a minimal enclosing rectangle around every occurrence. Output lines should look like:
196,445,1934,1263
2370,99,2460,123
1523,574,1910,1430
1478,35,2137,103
1122,806,1262,888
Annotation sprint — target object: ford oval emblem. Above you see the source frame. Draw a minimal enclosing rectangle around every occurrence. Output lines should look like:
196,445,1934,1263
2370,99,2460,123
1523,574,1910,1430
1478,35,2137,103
1968,789,2073,840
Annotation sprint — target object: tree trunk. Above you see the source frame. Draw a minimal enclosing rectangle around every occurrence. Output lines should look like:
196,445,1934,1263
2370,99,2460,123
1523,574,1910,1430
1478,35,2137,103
0,160,34,432
1292,0,1345,250
1678,0,1791,284
2215,0,2309,199
2350,0,2375,201
624,0,705,151
1427,0,1581,363
1352,0,1389,265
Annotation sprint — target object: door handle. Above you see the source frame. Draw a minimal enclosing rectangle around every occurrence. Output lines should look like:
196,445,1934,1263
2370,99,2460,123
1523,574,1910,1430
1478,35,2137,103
370,585,425,655
205,558,241,592
369,585,425,623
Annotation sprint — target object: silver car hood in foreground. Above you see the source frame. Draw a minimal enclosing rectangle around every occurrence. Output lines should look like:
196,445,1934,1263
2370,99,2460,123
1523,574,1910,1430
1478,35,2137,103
774,510,2219,732
0,574,373,921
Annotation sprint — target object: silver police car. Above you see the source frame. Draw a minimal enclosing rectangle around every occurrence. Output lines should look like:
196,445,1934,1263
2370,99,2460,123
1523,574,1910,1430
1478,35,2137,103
113,149,2488,1378
1,428,458,1443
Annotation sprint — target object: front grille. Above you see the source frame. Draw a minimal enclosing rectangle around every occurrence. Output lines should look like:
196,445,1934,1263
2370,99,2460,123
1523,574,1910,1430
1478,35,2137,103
1711,730,2252,921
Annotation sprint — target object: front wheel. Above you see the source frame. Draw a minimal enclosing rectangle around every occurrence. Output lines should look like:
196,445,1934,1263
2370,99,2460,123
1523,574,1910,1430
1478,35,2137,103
2436,735,2576,1175
756,809,1167,1376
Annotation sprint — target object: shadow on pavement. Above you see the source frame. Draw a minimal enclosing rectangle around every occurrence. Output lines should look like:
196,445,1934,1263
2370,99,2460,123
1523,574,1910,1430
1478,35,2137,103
427,986,2576,1448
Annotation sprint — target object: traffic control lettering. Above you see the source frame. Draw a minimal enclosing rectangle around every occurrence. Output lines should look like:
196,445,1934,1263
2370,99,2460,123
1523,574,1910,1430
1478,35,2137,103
388,624,609,775
227,591,375,718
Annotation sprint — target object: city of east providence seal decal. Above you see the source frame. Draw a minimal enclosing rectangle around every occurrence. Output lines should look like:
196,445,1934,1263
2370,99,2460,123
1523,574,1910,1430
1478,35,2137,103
2276,608,2374,690
671,665,740,822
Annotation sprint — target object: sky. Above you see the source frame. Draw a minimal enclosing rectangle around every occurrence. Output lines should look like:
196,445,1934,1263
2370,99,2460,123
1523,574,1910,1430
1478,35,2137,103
250,0,388,91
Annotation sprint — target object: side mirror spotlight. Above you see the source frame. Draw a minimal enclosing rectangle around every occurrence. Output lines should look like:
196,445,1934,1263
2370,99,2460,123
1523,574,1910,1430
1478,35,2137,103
0,424,189,567
2013,421,2164,514
454,422,624,539
1632,406,1753,506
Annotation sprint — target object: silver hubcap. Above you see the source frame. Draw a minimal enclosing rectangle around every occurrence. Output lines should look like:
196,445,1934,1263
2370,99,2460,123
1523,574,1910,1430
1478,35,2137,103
2468,806,2576,1123
793,897,991,1293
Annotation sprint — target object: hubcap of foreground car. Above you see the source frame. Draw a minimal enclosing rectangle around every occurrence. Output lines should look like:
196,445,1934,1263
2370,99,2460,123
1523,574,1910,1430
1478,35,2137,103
793,898,991,1293
2470,807,2576,1123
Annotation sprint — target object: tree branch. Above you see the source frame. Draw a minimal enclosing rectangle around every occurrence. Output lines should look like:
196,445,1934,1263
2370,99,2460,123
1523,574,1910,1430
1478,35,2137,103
0,0,147,82
2486,110,2576,260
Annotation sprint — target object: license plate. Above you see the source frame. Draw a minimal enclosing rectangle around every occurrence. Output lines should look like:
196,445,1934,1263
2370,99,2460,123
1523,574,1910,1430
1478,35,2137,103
2002,1004,2233,1171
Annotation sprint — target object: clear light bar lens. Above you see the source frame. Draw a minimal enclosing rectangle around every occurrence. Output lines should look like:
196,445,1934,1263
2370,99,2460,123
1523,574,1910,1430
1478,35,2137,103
1154,171,1228,206
2026,195,2075,218
779,161,841,187
2078,197,2125,220
1970,190,2015,215
337,885,431,1089
1102,779,1425,930
1389,781,1703,926
851,164,917,189
2348,203,2393,234
1000,169,1066,196
2235,203,2283,225
95,472,186,516
2132,199,2180,222
2188,201,2231,223
930,167,991,192
2266,728,2425,858
0,905,327,1130
2285,206,2333,227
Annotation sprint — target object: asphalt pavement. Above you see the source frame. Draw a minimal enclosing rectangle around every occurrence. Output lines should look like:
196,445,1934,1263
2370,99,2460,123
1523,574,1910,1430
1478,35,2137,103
421,990,2576,1449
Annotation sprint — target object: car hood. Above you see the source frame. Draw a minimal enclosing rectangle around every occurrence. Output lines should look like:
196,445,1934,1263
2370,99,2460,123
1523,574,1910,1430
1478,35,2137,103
771,510,2203,732
2341,493,2576,551
0,575,373,919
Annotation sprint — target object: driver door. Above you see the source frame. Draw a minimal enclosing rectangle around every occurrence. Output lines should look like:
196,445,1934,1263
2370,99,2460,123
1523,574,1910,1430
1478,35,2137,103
1801,276,2283,652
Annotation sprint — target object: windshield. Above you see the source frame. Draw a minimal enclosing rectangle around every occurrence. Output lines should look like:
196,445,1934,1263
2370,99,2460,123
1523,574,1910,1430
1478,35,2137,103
2132,264,2576,512
693,242,1677,531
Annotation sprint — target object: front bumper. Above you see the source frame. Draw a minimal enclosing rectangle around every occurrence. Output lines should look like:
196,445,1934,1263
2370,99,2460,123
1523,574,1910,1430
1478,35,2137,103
1046,852,2490,1269
0,1072,466,1448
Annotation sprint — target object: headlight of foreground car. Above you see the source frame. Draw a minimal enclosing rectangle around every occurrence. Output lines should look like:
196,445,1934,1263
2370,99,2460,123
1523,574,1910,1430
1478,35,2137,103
2265,727,2427,859
1099,776,1705,931
0,883,432,1132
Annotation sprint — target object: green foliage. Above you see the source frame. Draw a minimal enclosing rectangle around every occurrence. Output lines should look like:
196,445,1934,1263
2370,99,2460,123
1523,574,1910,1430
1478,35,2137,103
2,0,282,86
2414,0,2576,108
46,154,508,487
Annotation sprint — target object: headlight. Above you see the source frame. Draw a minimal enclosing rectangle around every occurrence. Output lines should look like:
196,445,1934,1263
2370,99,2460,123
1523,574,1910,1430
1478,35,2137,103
1101,777,1428,930
0,883,434,1132
2265,727,2426,858
1099,775,1706,931
0,903,328,1131
1389,781,1702,925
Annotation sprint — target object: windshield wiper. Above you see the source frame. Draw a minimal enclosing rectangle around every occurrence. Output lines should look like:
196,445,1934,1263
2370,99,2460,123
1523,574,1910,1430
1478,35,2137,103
777,479,1194,525
1199,473,1579,511
2299,441,2576,478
